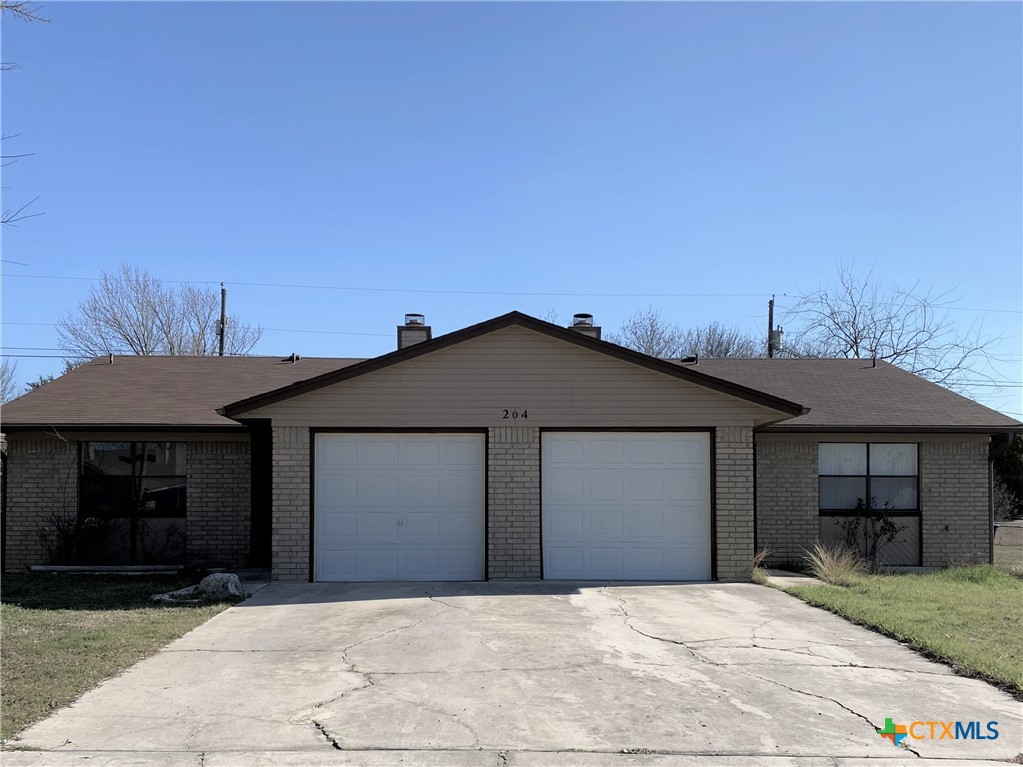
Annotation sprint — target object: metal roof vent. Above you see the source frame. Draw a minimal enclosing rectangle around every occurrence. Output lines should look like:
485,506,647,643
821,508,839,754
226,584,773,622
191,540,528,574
567,312,601,340
398,313,432,349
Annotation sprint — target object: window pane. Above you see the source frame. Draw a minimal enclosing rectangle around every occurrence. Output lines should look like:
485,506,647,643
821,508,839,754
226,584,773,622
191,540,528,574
819,443,866,475
82,442,132,476
139,477,186,516
138,443,186,475
80,476,133,515
870,477,917,510
820,477,867,509
870,444,917,476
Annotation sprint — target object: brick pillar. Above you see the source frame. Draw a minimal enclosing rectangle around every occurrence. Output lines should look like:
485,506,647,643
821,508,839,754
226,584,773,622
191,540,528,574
921,440,990,566
271,425,310,581
2,435,78,571
487,426,541,578
186,440,252,568
755,438,819,565
715,426,755,581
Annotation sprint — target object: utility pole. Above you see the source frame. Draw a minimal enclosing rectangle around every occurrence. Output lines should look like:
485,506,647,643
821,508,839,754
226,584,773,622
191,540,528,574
218,283,227,357
767,295,775,358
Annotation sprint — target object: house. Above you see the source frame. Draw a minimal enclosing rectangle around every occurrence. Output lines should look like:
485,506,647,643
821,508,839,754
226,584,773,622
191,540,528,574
2,311,1018,581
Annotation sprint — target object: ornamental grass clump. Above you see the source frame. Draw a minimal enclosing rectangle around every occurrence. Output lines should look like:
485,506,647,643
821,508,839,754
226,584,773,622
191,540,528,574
805,541,867,587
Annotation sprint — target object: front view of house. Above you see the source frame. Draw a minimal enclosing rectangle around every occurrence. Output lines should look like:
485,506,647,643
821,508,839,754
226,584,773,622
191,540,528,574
3,312,1018,581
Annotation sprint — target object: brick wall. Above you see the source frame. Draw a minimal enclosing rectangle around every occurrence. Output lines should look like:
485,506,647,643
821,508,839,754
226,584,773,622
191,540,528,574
186,440,251,568
755,437,819,565
714,426,755,581
754,436,991,569
271,425,310,580
920,440,990,566
2,435,78,571
488,426,541,578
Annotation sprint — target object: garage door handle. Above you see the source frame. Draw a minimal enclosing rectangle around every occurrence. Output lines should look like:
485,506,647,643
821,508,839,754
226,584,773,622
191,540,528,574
398,519,403,527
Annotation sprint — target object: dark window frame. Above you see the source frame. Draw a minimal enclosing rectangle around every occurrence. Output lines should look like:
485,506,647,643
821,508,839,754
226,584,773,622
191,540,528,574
78,442,188,519
818,442,920,516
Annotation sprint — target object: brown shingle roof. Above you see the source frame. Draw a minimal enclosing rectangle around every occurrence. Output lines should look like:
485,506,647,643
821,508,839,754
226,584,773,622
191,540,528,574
691,358,1021,431
1,356,362,429
2,347,1018,433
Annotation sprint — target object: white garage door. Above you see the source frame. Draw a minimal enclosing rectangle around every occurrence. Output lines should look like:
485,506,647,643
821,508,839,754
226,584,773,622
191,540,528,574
543,432,711,581
315,433,485,581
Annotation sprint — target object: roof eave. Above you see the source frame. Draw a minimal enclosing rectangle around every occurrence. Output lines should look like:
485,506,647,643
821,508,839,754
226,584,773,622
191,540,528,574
757,424,1023,434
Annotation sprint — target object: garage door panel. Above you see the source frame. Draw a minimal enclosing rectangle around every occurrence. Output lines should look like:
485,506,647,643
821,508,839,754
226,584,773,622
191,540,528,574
588,440,624,463
443,440,484,467
546,509,583,538
403,475,440,503
315,433,484,582
363,440,399,465
318,511,358,542
405,440,441,465
547,439,583,464
317,549,360,580
362,510,400,541
589,475,623,500
361,475,399,502
362,548,400,578
545,547,583,577
320,440,359,465
548,473,583,500
543,432,711,581
589,547,625,574
589,510,624,537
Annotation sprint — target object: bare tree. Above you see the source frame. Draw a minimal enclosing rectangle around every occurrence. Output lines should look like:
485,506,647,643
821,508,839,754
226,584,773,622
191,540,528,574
0,1,48,26
781,264,993,390
1,359,18,403
609,308,763,359
2,2,49,227
57,264,263,358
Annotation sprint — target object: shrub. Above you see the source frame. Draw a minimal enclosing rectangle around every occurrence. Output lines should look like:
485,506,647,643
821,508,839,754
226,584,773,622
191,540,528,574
805,541,867,587
751,547,772,585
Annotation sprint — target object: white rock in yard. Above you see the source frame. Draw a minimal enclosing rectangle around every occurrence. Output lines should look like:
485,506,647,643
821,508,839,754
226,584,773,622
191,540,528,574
198,572,246,600
150,572,246,604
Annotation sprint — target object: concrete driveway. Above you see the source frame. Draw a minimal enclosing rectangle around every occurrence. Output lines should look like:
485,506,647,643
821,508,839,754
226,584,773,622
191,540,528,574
7,581,1022,766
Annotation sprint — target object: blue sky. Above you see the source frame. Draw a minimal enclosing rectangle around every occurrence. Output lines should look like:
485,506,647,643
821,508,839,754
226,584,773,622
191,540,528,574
2,1,1021,417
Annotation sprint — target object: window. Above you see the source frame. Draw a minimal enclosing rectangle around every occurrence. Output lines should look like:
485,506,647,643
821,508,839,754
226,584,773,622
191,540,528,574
818,442,920,567
79,442,187,564
818,443,918,512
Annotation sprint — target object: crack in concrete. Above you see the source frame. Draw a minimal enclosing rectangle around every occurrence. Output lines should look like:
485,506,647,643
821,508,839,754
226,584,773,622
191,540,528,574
312,720,343,750
370,663,594,677
602,587,925,758
740,671,923,759
601,587,714,665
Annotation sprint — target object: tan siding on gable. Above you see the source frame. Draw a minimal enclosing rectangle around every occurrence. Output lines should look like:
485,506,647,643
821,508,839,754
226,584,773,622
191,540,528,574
246,326,782,427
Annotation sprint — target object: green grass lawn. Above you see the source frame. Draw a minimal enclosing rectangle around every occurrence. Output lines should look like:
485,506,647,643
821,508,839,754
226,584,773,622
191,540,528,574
787,566,1023,695
1,574,233,740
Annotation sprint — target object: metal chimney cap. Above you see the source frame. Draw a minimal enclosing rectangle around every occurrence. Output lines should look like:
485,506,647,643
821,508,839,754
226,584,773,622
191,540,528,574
572,313,594,326
404,313,426,326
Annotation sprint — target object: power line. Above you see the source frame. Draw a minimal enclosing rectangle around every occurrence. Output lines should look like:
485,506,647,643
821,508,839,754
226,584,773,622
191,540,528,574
0,273,778,299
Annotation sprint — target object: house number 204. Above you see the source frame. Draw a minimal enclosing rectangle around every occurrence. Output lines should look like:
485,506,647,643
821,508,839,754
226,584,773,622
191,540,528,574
502,409,528,420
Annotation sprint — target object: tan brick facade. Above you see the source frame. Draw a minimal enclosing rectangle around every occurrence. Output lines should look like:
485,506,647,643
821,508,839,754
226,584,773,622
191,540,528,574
488,426,541,578
920,440,990,566
186,440,251,568
271,425,311,580
3,434,253,572
755,437,819,565
755,435,991,568
714,426,755,581
2,434,79,571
